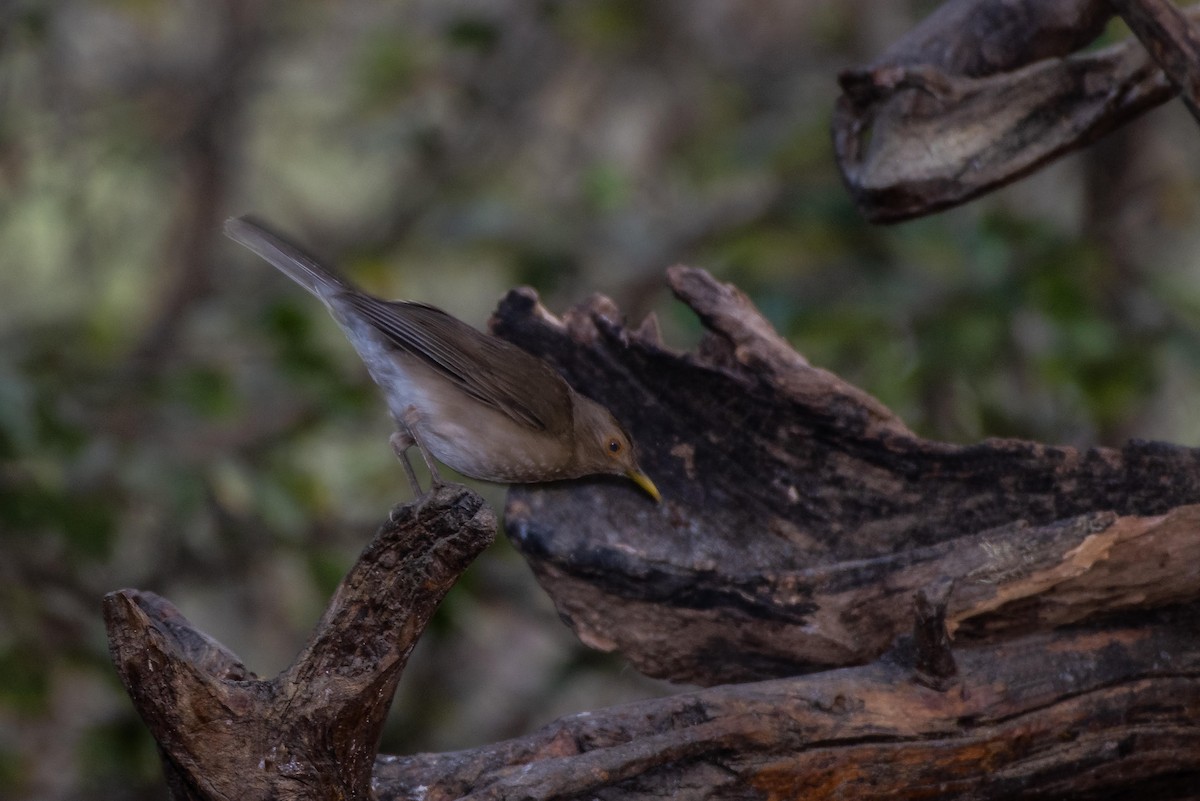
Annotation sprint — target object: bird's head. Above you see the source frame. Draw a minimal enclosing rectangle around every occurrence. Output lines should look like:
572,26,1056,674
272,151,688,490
569,394,660,502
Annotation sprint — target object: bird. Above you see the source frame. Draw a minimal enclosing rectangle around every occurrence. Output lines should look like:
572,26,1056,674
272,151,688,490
224,215,660,502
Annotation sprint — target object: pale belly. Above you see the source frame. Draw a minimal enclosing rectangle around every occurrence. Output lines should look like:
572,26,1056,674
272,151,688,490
347,328,574,482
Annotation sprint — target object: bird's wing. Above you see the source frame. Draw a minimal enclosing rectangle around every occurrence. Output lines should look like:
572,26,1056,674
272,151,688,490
341,294,573,434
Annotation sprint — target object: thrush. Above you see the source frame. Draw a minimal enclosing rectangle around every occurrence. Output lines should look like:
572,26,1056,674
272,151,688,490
225,215,660,501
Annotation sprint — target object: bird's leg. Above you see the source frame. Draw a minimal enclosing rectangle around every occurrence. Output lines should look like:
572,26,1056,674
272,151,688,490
399,406,444,487
389,430,424,497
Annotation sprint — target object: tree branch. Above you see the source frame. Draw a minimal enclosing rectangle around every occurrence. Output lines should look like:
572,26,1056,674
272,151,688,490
1111,0,1200,123
105,485,495,801
373,607,1200,800
832,0,1191,221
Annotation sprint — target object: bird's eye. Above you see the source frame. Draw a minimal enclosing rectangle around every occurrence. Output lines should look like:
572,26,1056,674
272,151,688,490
608,438,622,454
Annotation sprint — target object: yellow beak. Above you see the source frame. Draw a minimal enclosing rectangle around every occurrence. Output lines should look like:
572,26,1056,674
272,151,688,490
626,469,661,502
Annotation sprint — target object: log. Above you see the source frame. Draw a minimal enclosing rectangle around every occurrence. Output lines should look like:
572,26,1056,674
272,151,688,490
373,606,1200,800
107,498,1200,799
492,266,1200,686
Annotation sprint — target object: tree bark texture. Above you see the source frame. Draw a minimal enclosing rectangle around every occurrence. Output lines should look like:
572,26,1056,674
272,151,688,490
104,268,1200,799
374,608,1200,800
105,486,495,801
493,266,1200,687
832,0,1196,222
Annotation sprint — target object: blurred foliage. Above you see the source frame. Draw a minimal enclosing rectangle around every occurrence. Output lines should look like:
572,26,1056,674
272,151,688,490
2,1,1200,799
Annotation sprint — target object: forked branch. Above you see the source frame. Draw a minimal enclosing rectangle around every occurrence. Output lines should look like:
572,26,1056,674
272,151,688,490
105,486,495,800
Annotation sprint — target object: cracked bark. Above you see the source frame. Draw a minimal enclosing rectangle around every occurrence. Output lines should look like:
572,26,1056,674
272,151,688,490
494,266,1200,687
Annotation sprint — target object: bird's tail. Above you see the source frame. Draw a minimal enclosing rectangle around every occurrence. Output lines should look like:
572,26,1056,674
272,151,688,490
224,215,352,300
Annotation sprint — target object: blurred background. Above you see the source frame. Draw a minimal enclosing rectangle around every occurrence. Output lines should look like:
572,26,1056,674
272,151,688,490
3,1,1200,798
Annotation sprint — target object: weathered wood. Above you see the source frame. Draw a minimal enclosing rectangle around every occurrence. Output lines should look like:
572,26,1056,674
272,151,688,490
108,267,1200,799
104,485,495,801
493,267,1200,685
372,607,1200,800
1112,0,1200,123
832,0,1190,222
108,529,1200,800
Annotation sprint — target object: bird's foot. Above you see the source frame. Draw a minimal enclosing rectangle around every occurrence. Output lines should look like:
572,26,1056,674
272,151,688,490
389,430,427,498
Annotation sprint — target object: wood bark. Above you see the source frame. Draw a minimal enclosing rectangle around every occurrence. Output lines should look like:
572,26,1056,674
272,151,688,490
1112,0,1200,123
375,608,1200,800
493,266,1200,686
105,486,495,800
105,270,1200,799
832,0,1196,222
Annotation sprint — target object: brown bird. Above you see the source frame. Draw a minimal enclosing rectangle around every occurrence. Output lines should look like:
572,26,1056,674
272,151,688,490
225,216,660,501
